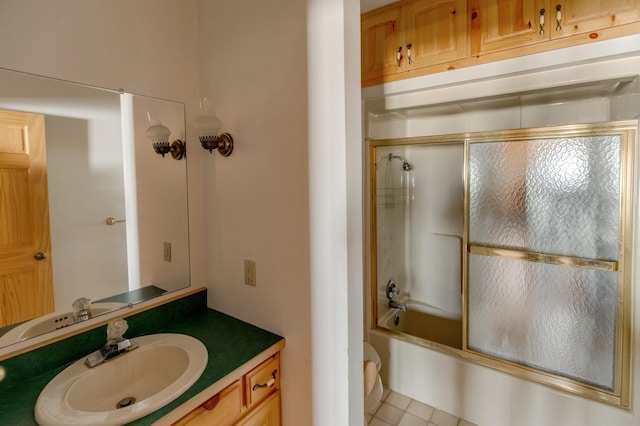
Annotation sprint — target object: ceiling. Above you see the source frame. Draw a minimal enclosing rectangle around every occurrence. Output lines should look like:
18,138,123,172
361,0,398,14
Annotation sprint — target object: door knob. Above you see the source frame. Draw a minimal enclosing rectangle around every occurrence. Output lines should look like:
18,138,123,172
34,252,47,261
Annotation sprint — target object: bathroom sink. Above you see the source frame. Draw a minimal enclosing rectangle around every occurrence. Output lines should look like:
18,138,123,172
0,302,127,345
35,333,208,426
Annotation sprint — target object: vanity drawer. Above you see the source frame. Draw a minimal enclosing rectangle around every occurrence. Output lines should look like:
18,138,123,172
174,380,242,426
245,353,280,408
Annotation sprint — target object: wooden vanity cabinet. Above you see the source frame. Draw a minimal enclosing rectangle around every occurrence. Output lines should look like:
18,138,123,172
237,392,281,426
173,353,281,425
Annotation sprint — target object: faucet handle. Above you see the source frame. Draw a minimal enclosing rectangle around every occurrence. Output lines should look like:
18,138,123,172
106,318,129,342
72,297,92,322
386,280,400,299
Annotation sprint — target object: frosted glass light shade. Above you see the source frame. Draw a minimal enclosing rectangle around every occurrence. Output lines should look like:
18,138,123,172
145,122,171,144
194,114,222,138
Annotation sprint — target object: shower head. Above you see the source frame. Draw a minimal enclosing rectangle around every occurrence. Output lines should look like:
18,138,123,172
388,153,413,171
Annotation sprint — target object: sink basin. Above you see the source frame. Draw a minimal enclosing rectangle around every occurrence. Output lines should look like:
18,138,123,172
35,333,208,426
0,302,127,345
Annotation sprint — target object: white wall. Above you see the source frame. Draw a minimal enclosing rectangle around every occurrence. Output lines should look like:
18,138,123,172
365,38,640,426
197,0,362,424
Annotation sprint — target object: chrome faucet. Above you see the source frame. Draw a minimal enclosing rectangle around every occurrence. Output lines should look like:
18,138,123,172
389,300,407,312
85,318,138,368
386,279,407,311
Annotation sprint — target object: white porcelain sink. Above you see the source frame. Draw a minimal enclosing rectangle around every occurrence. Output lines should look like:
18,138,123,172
0,302,127,345
35,333,208,426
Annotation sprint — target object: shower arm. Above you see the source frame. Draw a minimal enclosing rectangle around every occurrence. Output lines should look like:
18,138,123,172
388,153,413,171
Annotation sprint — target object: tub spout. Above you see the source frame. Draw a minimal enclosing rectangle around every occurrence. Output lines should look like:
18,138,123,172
389,300,407,312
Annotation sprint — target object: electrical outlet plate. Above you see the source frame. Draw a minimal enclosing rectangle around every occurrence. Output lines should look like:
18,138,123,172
163,242,171,262
244,259,256,286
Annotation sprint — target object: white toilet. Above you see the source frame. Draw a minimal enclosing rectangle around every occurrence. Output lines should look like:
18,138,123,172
363,341,383,419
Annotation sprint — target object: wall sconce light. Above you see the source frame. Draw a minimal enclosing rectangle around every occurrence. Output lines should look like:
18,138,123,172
145,112,186,160
194,97,234,156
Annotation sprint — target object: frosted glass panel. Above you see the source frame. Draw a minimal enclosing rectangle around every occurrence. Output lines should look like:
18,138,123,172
468,254,618,390
469,136,622,260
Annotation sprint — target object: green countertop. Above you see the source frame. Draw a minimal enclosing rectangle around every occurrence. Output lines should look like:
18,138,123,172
0,291,283,425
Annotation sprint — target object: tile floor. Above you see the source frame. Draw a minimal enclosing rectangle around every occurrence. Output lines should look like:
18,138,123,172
366,388,478,426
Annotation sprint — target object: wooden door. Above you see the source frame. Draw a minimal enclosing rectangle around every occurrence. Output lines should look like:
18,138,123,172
403,0,468,68
0,109,54,327
551,0,640,38
361,4,403,83
470,0,549,56
237,392,281,426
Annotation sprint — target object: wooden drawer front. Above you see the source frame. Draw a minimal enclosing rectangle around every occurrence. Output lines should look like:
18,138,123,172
176,380,242,426
245,353,280,407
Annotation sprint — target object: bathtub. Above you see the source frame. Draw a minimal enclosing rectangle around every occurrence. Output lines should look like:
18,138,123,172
380,300,463,349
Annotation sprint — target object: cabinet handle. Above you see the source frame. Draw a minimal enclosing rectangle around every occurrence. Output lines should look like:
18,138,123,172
555,4,562,31
406,43,413,65
539,9,546,35
252,369,278,391
202,393,220,410
396,46,403,67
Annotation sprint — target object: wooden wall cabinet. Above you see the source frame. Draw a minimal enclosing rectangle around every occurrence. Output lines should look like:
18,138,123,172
361,0,468,85
554,0,640,37
469,0,548,56
173,353,281,426
470,0,640,56
362,0,640,86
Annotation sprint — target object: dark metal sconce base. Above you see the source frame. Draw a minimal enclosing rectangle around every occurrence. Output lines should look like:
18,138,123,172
170,140,186,160
200,133,234,156
153,140,186,160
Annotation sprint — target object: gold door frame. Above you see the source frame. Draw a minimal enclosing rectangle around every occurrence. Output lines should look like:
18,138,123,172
368,120,636,408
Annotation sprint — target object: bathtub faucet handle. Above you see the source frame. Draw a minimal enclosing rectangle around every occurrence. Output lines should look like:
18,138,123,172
386,280,400,299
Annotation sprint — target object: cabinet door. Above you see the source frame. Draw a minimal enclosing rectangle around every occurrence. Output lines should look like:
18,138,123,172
237,392,281,426
551,0,640,38
361,5,403,83
173,381,242,426
470,0,548,56
403,0,468,68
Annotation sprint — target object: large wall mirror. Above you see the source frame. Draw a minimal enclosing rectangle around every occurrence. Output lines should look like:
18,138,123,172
0,68,190,349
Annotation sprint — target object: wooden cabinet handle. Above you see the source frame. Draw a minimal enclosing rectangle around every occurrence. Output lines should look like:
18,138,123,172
406,43,413,65
252,369,278,391
555,4,562,31
202,393,220,410
396,46,403,67
539,8,546,35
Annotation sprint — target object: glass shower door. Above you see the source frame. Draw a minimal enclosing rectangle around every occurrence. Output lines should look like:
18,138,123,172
465,122,635,406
